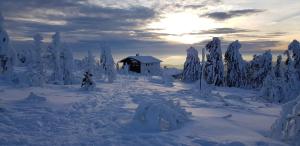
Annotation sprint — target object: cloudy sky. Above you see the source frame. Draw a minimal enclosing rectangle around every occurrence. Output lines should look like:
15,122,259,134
1,0,300,65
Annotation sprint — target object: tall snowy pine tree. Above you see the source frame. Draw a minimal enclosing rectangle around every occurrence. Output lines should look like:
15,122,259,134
0,12,15,77
224,40,246,87
61,46,74,85
246,50,272,88
288,40,300,80
100,47,116,83
49,32,63,84
204,37,224,86
182,47,200,82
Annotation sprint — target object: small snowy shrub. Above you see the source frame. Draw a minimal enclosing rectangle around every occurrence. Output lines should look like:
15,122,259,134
271,96,300,145
81,72,96,90
133,99,190,132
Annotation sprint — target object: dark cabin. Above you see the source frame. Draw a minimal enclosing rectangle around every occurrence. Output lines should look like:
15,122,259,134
118,54,162,75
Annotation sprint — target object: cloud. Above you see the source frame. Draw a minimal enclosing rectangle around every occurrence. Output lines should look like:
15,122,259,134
203,9,265,21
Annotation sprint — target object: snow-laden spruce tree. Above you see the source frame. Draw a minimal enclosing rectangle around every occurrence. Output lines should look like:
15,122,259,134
25,34,45,86
288,40,300,80
224,40,247,87
271,95,300,146
100,47,116,83
49,32,63,84
274,55,283,78
246,50,272,88
85,50,96,75
181,47,200,82
283,50,299,99
260,69,287,103
61,46,74,85
204,37,224,86
0,12,15,77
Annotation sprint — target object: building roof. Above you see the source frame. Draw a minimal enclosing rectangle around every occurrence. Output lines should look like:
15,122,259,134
119,56,162,63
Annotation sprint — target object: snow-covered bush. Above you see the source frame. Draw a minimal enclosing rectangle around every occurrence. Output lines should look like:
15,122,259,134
0,12,15,78
133,99,190,132
224,40,247,87
271,96,300,146
162,70,174,86
246,50,272,88
100,47,116,83
182,46,200,82
204,37,224,86
81,71,96,90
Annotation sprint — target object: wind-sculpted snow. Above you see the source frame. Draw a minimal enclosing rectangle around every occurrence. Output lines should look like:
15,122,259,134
0,76,288,145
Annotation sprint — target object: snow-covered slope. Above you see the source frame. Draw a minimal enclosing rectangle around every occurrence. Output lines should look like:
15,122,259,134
0,75,287,145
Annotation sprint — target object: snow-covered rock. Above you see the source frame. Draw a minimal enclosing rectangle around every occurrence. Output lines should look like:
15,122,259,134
133,99,190,132
271,96,300,145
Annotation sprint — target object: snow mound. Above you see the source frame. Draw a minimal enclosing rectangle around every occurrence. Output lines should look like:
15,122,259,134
271,95,300,145
23,92,47,103
132,99,190,132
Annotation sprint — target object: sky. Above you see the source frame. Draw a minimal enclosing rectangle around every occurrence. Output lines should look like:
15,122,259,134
0,0,300,65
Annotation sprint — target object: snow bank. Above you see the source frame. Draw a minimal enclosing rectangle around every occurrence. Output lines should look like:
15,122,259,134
132,99,190,132
271,95,300,145
22,92,47,103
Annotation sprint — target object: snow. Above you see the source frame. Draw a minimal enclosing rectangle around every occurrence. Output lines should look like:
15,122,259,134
0,75,288,145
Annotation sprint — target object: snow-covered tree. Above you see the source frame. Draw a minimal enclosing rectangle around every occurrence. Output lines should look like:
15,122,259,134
224,40,247,87
0,12,15,77
100,47,116,83
61,46,74,85
49,32,63,84
181,47,200,82
85,50,96,74
25,34,45,86
271,95,300,145
204,37,224,86
246,50,272,88
81,71,96,90
260,50,300,103
260,69,287,103
288,40,300,79
274,55,283,78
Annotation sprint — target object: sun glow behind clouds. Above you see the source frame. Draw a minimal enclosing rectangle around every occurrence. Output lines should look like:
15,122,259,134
147,12,220,44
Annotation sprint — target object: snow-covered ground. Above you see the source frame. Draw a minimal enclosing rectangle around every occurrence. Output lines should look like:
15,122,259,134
0,75,287,146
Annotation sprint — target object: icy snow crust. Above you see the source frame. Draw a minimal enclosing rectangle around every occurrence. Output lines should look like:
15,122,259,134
0,76,287,145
